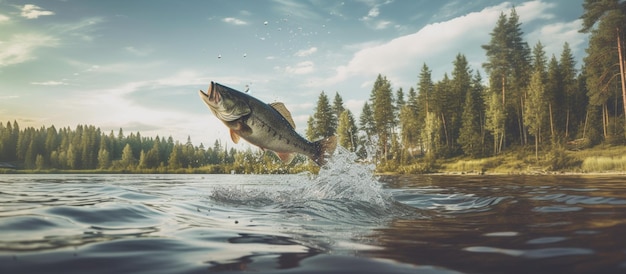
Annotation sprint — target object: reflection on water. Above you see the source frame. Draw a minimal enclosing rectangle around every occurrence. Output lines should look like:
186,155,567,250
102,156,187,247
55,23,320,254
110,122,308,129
1,173,626,273
369,175,626,274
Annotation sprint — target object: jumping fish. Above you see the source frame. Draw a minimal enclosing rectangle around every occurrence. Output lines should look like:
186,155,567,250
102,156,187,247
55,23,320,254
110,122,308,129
199,82,337,166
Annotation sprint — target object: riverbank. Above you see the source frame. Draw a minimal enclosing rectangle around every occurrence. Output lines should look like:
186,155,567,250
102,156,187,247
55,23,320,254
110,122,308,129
432,144,626,175
3,144,626,175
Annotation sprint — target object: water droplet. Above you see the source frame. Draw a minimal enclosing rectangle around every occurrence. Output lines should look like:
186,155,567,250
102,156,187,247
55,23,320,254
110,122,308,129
217,54,221,59
243,53,247,58
264,21,268,25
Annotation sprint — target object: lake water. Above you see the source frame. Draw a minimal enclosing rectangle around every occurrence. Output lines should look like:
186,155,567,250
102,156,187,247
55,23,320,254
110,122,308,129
2,154,626,273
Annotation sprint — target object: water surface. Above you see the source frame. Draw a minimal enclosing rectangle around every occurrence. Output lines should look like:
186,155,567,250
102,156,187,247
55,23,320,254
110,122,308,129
2,162,626,273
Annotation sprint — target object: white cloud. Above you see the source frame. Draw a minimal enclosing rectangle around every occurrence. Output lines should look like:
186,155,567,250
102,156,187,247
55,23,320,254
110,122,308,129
0,14,10,23
31,81,68,86
374,20,391,30
360,1,394,30
294,47,318,57
365,7,380,19
526,19,587,57
222,17,248,25
515,0,557,21
0,34,57,67
319,1,559,87
20,4,54,19
285,61,315,75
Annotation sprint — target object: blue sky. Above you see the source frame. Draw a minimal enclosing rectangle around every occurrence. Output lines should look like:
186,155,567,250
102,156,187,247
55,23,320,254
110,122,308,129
1,0,586,147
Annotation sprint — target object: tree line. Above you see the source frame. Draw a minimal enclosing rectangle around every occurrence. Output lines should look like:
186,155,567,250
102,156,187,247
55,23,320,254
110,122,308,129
306,1,626,172
0,122,310,173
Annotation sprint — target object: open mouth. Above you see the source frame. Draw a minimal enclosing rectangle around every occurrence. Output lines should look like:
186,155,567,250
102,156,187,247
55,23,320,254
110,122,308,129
200,82,220,104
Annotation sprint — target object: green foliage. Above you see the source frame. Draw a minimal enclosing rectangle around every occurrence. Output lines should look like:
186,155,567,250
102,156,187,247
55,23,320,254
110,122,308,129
482,8,532,151
337,110,358,152
0,121,309,174
458,80,483,158
546,146,581,171
581,155,626,172
369,74,396,160
306,91,336,141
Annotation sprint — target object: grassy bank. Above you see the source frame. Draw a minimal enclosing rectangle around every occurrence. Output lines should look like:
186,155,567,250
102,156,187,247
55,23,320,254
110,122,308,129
3,145,626,175
435,144,626,174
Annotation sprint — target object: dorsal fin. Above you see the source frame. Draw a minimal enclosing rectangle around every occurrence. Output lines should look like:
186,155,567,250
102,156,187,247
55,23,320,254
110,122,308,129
269,102,296,129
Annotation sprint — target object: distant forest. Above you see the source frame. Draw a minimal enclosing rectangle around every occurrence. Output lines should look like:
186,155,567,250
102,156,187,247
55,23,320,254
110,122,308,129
2,1,626,174
0,122,311,174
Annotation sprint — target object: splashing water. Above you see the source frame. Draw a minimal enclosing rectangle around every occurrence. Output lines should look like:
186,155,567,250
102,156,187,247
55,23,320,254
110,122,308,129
209,145,399,225
205,145,403,252
301,146,390,206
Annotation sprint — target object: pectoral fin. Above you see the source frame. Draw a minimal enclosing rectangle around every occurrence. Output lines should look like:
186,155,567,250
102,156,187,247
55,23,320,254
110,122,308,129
227,120,253,144
273,151,296,164
230,129,241,144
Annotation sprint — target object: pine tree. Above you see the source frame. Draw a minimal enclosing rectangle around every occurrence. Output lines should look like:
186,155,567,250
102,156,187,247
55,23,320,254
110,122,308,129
482,13,511,150
416,64,434,153
120,143,136,169
486,92,505,155
332,92,345,122
559,42,582,138
168,144,182,169
369,74,395,159
580,0,626,139
97,148,111,169
432,74,452,155
458,72,484,157
399,87,420,160
545,54,563,141
336,110,358,152
35,154,45,170
525,42,548,161
307,91,336,141
359,102,376,139
446,54,473,155
483,9,531,150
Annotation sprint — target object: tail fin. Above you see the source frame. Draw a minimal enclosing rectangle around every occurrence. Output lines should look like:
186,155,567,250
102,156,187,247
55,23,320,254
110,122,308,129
312,135,337,166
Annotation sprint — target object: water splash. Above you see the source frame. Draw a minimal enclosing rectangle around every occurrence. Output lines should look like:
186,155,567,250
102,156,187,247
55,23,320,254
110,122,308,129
209,145,397,226
300,146,390,207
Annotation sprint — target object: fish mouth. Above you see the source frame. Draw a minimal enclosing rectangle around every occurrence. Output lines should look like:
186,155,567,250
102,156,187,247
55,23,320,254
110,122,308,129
199,82,221,105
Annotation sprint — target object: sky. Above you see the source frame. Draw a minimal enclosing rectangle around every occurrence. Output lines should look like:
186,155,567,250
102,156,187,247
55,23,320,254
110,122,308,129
0,0,587,148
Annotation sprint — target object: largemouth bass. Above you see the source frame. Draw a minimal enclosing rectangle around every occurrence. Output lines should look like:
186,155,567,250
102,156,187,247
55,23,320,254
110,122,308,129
199,82,336,166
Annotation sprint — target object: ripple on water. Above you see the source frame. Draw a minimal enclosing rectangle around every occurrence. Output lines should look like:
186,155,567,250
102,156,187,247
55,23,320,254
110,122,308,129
0,215,80,242
464,246,594,259
533,205,583,213
45,204,165,228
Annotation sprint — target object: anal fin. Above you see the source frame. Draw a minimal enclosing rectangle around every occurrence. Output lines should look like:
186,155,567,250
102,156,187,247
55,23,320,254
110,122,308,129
273,151,296,164
230,129,240,144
